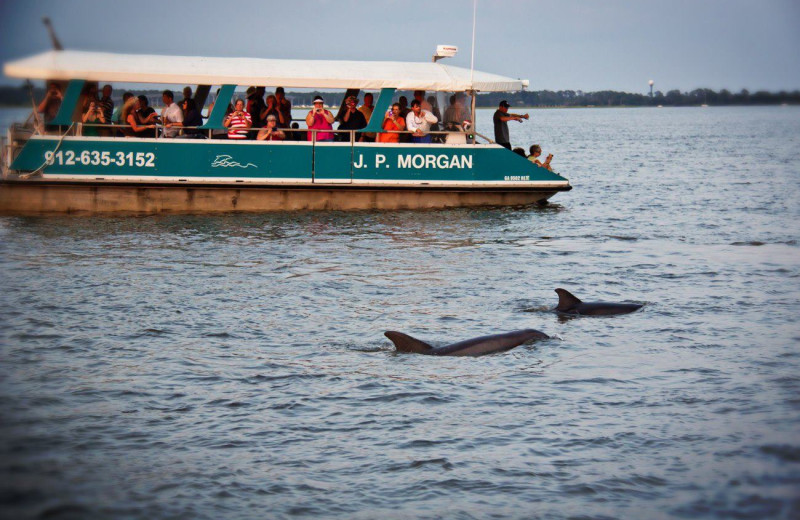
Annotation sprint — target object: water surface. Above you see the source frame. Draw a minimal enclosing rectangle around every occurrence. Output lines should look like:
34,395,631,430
1,106,799,519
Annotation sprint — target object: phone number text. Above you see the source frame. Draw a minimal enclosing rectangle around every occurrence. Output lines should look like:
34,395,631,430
44,150,156,168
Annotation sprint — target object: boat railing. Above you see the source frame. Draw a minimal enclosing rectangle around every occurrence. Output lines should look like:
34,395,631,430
71,122,485,143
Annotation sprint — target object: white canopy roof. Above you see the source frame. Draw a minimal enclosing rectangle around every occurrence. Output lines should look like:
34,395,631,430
3,50,529,92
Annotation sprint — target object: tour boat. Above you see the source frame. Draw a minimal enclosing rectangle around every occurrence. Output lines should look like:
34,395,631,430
0,49,571,214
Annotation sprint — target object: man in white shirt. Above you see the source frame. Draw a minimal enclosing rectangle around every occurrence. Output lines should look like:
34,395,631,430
405,99,438,143
161,90,184,138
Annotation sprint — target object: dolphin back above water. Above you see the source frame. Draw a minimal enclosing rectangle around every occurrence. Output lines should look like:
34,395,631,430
554,288,643,316
384,329,549,357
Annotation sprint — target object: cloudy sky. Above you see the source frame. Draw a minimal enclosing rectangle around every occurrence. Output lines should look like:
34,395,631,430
1,0,798,93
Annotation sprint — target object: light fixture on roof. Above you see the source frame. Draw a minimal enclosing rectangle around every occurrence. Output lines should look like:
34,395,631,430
432,45,458,63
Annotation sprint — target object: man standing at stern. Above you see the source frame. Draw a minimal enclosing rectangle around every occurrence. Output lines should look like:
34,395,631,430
493,100,527,149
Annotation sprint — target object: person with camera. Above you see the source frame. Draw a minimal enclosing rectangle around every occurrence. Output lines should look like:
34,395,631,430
377,103,406,144
528,144,553,171
223,98,253,140
305,96,334,142
81,100,106,137
336,96,367,142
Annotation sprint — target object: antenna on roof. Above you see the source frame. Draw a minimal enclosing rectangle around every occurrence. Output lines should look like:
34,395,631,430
42,17,63,51
469,0,477,88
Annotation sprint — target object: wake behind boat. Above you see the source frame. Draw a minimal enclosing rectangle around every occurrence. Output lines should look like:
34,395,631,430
0,47,571,214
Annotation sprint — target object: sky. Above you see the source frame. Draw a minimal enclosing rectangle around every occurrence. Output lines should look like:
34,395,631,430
1,0,799,94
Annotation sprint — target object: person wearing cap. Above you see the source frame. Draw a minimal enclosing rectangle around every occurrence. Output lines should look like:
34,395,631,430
305,96,335,142
493,100,528,149
257,114,285,141
337,96,367,142
406,99,439,144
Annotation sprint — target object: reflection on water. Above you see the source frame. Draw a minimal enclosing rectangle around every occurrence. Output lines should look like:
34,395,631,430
1,107,800,519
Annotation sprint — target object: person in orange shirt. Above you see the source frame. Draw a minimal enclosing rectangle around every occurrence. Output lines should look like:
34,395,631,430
377,103,405,143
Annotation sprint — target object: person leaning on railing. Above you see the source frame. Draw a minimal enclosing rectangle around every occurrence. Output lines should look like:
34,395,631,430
405,99,438,144
377,103,405,144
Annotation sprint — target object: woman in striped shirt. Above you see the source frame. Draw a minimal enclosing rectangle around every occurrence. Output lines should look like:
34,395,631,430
223,99,252,140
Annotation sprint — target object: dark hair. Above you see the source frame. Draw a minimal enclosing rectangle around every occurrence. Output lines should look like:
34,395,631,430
391,103,400,109
137,95,149,106
183,98,197,112
449,95,456,105
162,89,174,100
513,147,526,157
276,86,285,94
529,144,542,155
410,99,421,108
122,92,134,101
399,95,408,104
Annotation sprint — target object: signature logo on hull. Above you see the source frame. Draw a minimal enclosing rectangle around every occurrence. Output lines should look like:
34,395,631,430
211,155,257,169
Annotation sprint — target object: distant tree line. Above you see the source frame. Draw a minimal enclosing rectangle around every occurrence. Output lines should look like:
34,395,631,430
2,84,798,109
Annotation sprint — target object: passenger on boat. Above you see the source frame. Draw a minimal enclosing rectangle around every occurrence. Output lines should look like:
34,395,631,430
119,95,137,137
79,82,99,114
161,90,184,138
513,147,526,157
427,95,442,141
208,88,233,139
182,86,193,104
377,103,405,143
37,82,63,131
275,87,292,128
414,90,432,112
305,96,334,142
81,100,106,137
260,95,281,126
224,99,253,140
257,115,286,141
493,100,527,149
113,92,133,125
246,87,266,129
359,93,375,142
528,144,553,170
99,85,114,127
336,96,367,142
127,96,156,138
406,99,438,144
443,92,471,131
176,99,205,138
398,96,410,119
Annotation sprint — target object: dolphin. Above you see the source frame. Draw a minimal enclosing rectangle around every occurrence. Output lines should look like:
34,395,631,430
554,288,643,316
384,329,549,357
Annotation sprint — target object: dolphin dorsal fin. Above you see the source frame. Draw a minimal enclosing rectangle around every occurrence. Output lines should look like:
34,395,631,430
555,288,582,311
384,331,434,354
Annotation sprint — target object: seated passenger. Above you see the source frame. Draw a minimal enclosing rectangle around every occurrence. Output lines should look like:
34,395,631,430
223,98,253,140
405,99,438,144
528,144,553,170
257,115,285,141
176,99,205,138
81,100,106,137
160,90,184,138
126,96,156,138
305,96,334,142
513,147,526,157
336,96,367,142
377,103,405,143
